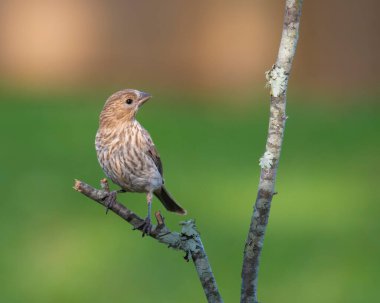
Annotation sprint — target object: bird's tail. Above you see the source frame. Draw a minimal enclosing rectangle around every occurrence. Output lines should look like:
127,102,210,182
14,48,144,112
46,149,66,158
154,186,187,215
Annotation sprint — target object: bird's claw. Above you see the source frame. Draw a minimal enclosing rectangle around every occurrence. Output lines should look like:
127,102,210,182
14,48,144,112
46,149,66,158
134,217,152,237
104,191,117,214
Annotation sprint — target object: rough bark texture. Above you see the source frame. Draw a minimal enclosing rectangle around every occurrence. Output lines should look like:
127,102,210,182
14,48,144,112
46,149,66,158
240,1,303,303
74,179,223,303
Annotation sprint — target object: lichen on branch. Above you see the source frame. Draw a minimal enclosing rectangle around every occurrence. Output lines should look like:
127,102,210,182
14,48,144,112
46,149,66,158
241,1,304,303
74,179,223,303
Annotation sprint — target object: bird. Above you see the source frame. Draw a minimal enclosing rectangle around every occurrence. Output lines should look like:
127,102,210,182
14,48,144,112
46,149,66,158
95,89,186,235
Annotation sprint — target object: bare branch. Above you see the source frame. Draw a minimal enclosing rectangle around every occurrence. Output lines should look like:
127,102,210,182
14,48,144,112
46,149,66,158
74,179,223,303
240,1,303,303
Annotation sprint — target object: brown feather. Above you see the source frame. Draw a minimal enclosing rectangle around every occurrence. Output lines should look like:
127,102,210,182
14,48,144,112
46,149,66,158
154,186,187,215
96,89,186,216
141,127,163,176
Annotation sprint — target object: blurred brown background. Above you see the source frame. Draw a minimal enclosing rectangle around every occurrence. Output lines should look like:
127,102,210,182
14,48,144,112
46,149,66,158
1,2,380,303
1,0,379,93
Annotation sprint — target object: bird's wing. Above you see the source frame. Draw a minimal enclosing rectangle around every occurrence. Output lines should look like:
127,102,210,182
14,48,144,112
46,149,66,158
141,128,163,177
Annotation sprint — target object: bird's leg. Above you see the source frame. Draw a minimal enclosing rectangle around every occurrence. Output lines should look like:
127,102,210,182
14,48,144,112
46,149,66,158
102,189,125,214
104,190,117,214
147,192,152,221
135,192,153,237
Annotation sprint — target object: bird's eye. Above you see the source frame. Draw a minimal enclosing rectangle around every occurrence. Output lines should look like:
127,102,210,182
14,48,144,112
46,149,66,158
126,99,133,105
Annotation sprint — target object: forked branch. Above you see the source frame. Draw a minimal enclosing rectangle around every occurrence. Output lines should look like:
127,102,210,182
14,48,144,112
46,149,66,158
75,2,303,302
74,179,223,303
240,1,304,303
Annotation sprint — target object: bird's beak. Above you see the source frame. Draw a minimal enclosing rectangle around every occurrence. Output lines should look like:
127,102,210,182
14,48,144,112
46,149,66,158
138,92,151,107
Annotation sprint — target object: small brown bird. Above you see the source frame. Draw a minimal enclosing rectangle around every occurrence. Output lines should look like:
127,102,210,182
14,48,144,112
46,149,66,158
95,89,186,235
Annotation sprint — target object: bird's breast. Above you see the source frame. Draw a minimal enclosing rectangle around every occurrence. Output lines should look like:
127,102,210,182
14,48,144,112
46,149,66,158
95,124,162,192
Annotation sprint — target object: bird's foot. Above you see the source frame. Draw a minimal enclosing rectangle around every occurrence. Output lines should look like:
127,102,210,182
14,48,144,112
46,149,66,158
104,191,117,214
134,217,152,237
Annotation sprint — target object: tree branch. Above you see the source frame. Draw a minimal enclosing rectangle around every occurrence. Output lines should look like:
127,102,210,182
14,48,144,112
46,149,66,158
74,179,223,303
240,1,303,303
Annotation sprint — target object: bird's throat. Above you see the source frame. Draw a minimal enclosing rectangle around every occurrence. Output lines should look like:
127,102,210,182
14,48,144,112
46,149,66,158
99,111,136,129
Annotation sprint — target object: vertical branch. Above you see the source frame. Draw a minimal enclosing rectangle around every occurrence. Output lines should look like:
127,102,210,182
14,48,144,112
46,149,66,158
240,1,303,303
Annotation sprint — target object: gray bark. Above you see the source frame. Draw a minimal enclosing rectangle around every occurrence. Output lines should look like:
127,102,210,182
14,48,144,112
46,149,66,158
240,1,304,303
74,2,303,302
74,179,223,303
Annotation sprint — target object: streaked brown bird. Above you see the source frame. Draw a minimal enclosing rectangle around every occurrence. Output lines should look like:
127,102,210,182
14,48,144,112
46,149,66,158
95,89,186,235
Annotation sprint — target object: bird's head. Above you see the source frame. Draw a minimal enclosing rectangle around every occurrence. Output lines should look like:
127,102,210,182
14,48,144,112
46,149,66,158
99,89,151,127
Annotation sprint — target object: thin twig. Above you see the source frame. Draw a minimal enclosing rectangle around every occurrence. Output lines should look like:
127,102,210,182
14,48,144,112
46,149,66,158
240,1,303,303
74,179,223,303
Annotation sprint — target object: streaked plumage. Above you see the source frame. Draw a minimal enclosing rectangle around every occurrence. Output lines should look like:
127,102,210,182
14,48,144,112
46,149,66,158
95,89,186,234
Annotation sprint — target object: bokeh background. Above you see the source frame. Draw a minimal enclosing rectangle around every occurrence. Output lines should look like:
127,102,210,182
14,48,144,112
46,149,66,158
1,1,379,303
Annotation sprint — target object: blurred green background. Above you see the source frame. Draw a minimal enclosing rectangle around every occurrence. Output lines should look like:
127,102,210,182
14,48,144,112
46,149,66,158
1,1,380,303
1,89,379,303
